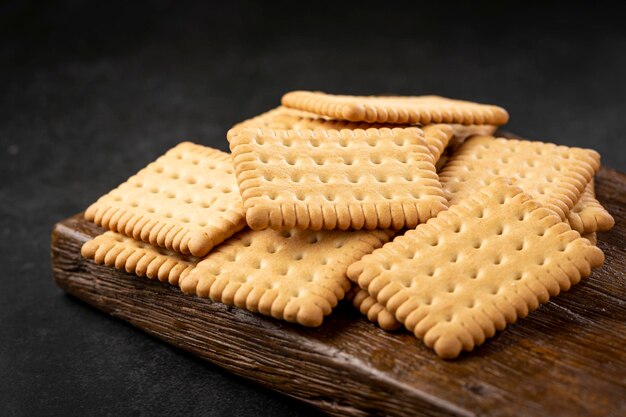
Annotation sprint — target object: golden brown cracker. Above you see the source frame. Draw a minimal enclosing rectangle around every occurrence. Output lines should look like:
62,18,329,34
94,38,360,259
229,127,447,231
348,179,604,359
179,228,392,327
347,287,401,331
229,107,457,163
567,180,614,233
85,142,246,257
582,232,597,246
281,91,509,125
439,136,600,220
81,231,200,285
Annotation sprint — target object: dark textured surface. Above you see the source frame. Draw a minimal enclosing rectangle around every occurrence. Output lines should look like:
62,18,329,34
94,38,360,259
50,165,626,417
1,1,625,416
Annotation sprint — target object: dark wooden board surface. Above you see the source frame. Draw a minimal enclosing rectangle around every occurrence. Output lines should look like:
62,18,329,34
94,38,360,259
51,166,626,417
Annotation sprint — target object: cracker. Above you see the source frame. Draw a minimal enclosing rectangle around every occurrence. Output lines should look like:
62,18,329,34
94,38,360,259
347,287,401,331
281,91,509,125
439,136,600,220
350,229,599,331
81,231,200,285
347,179,604,359
84,142,246,257
567,180,614,233
227,107,332,140
179,228,392,327
229,128,447,231
445,124,497,151
229,107,455,161
582,232,597,246
228,106,495,167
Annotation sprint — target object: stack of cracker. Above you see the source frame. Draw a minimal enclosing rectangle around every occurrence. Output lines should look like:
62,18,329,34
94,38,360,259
81,91,614,359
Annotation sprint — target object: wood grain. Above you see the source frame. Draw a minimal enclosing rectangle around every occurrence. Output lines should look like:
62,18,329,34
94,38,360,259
51,166,626,417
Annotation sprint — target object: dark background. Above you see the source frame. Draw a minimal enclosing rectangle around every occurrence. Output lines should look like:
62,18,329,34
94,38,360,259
1,1,624,416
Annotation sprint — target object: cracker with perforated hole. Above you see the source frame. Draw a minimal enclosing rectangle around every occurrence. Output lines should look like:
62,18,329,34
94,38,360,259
84,142,246,257
230,107,449,158
281,91,509,125
349,220,602,335
227,107,330,141
439,136,600,220
229,106,398,138
347,179,604,359
346,287,401,331
81,231,200,285
179,228,393,327
567,180,614,233
229,128,447,231
228,107,494,165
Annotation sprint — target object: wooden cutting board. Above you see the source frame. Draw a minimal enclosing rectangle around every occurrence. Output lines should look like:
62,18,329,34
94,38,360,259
51,166,626,417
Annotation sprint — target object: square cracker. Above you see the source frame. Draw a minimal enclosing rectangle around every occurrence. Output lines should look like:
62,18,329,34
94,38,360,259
281,91,509,125
567,180,614,233
229,127,447,231
85,142,246,257
349,230,601,333
228,106,496,162
347,179,604,359
350,229,602,333
439,136,600,220
179,228,392,327
81,231,200,285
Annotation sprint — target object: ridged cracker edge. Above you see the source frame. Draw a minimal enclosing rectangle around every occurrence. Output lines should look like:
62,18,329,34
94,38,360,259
347,288,402,331
230,128,447,231
282,91,510,126
567,180,615,233
81,233,198,285
84,143,246,257
179,229,393,327
347,180,605,359
440,137,601,220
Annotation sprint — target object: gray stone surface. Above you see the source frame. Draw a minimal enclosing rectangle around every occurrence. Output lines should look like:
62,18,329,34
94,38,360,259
1,1,624,416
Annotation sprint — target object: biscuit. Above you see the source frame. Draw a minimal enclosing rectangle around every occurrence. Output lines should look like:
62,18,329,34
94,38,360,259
567,180,614,233
350,227,599,331
347,287,401,331
229,128,447,231
227,107,333,141
347,179,604,359
179,228,392,327
439,136,600,220
229,107,454,159
582,233,597,246
85,142,246,257
228,106,494,166
81,231,200,285
421,124,453,163
281,91,509,125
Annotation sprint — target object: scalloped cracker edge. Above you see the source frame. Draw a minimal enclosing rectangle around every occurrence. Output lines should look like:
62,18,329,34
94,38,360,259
282,91,509,125
439,136,600,220
179,228,393,327
84,142,246,257
81,231,200,285
346,287,401,331
347,178,604,359
229,128,447,231
567,180,614,233
228,106,496,162
350,230,600,333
